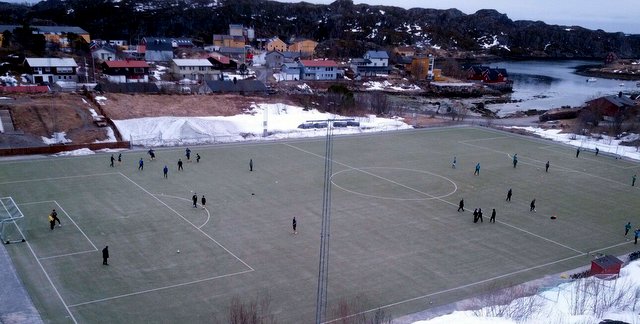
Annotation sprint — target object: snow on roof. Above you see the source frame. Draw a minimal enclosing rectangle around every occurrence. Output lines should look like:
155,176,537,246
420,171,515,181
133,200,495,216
25,58,77,67
171,59,213,67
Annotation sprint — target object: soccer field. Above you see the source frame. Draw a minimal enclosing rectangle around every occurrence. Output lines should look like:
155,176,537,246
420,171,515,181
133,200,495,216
1,126,638,323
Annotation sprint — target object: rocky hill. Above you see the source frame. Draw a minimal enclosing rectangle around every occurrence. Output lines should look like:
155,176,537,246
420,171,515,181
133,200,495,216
3,0,640,58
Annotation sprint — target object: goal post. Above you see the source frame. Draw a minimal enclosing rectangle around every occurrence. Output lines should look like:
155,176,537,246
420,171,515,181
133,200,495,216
0,197,26,244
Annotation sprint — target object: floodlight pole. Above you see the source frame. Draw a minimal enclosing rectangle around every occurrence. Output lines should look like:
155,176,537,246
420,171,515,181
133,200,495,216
312,118,353,324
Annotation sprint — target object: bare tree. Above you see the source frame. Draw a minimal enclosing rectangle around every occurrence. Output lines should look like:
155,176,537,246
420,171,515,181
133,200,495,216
227,292,277,324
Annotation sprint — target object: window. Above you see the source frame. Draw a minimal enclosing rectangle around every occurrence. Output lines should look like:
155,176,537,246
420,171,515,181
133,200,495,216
57,67,73,74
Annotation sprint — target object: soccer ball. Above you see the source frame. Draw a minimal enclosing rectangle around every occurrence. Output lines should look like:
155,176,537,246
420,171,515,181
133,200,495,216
177,250,180,253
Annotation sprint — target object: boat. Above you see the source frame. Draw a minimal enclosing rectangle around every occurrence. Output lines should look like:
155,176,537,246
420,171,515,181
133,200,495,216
586,78,597,82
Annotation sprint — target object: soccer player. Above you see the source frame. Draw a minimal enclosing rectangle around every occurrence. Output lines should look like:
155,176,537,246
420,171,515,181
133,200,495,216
452,156,456,169
633,174,637,187
506,188,512,202
530,199,536,212
192,193,198,208
250,158,253,172
292,217,297,234
474,163,480,176
473,209,478,223
490,209,496,223
110,154,115,167
138,158,144,170
457,199,464,212
513,154,518,168
102,246,109,265
163,165,168,178
576,148,580,158
50,209,61,227
477,208,483,223
185,147,191,161
625,222,632,236
178,159,184,171
118,153,122,164
201,195,206,209
545,161,550,172
196,153,201,163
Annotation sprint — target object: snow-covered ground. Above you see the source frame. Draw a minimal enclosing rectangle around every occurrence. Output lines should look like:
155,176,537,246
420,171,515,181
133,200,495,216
113,103,411,147
412,259,640,324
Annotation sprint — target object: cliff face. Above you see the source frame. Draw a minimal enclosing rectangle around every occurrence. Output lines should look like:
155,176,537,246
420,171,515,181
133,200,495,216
7,0,640,58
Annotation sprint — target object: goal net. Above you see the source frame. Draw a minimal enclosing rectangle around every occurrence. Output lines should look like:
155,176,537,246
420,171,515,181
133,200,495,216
0,197,26,244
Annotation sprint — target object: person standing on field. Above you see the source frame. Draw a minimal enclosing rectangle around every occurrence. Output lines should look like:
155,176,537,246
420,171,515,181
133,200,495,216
474,163,480,176
452,156,456,169
473,209,478,223
50,209,61,227
545,161,550,172
458,199,464,212
513,154,518,168
595,147,599,156
530,199,536,212
201,195,206,209
625,222,632,237
477,208,483,223
118,153,122,165
633,174,637,187
490,209,496,223
506,188,512,202
163,165,168,178
185,147,191,162
192,193,198,208
138,158,144,170
292,217,297,234
110,154,115,167
576,148,580,158
178,159,184,171
635,228,640,244
102,246,109,265
250,158,253,172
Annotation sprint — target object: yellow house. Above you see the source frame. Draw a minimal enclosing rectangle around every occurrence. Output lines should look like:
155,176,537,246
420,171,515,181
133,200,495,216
213,35,245,48
410,56,431,80
288,39,318,57
266,37,287,52
394,46,415,57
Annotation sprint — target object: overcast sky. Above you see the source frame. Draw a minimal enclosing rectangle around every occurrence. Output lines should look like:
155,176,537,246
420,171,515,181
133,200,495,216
274,0,640,34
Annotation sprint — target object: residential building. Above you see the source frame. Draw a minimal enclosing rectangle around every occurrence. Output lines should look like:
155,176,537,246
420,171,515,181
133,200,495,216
229,24,244,37
287,38,318,58
265,51,301,68
92,44,117,62
171,59,217,81
363,50,389,68
586,93,638,121
299,60,339,80
23,57,78,84
394,46,415,57
350,50,390,76
278,62,302,81
212,35,246,48
206,53,238,71
266,37,287,52
101,60,150,83
142,38,174,62
411,56,432,80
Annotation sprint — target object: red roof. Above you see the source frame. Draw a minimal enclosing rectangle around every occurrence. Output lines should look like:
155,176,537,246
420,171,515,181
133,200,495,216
209,53,230,64
300,60,338,67
104,60,149,68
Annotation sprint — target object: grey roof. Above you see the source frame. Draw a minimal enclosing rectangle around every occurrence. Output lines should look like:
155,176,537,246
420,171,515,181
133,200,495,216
145,38,173,51
603,95,636,107
216,47,247,54
365,50,389,59
205,80,267,93
282,62,300,69
25,58,77,67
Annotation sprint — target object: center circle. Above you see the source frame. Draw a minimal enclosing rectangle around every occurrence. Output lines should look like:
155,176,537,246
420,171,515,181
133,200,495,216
331,167,457,201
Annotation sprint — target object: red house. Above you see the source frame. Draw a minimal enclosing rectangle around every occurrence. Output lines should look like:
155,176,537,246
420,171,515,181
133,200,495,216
101,60,150,83
590,255,623,277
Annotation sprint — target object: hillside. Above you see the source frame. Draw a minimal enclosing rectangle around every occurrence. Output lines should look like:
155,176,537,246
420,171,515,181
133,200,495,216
2,0,639,59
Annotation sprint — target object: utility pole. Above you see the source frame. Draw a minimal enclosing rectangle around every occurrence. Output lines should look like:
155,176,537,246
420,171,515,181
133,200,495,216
312,118,353,324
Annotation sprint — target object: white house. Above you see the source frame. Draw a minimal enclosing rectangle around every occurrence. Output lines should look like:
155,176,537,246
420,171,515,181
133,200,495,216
170,59,218,81
23,58,78,84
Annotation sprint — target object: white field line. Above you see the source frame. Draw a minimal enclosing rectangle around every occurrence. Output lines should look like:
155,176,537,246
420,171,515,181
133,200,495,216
53,201,98,251
461,139,636,187
118,173,253,271
68,269,254,308
283,143,585,255
153,193,211,229
39,250,97,261
324,252,587,324
10,217,78,323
